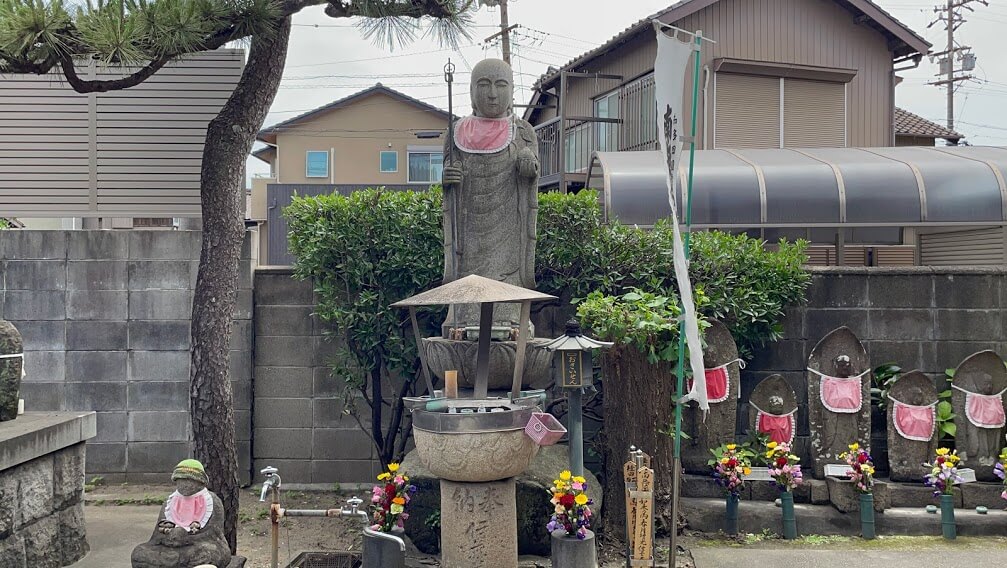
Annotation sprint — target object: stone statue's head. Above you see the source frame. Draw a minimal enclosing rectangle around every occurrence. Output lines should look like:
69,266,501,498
833,354,852,377
768,394,785,412
172,459,208,496
470,58,513,119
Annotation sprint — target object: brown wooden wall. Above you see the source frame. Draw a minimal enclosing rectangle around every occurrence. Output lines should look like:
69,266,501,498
541,0,897,149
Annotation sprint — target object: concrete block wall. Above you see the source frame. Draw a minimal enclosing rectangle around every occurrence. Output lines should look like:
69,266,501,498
252,268,380,485
1,231,253,482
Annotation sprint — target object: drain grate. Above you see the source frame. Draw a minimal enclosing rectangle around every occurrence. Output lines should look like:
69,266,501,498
285,551,362,568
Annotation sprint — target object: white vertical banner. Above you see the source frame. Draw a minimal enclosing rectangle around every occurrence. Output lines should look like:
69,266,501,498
654,27,708,412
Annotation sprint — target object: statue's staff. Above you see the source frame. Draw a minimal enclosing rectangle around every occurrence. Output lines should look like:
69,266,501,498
444,59,460,284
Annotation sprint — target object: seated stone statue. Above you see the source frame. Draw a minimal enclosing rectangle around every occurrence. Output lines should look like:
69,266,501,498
131,459,232,568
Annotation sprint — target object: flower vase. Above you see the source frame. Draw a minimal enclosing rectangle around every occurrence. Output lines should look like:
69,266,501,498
550,529,597,568
725,494,740,535
780,491,797,540
859,493,875,540
940,494,956,540
362,526,406,568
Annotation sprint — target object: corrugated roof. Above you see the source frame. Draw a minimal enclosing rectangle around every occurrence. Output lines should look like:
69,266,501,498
533,0,931,91
895,107,963,141
257,83,451,144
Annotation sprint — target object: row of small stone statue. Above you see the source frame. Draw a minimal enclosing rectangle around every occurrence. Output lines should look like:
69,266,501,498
681,323,1007,483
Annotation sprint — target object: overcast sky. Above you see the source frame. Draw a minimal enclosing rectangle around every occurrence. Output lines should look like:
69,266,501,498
247,0,1007,180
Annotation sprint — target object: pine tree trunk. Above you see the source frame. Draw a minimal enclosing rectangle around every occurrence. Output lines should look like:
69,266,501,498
600,345,676,539
190,17,291,553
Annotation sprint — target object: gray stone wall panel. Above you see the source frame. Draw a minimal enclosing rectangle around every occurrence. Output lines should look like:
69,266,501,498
65,321,127,351
66,261,126,291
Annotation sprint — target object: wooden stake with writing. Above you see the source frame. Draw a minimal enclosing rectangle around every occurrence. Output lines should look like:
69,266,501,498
633,467,655,561
624,460,638,553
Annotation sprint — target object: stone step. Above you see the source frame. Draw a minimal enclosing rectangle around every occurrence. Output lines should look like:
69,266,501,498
681,497,1007,537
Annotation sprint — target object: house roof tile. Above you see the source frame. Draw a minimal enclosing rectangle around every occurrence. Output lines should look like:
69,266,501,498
894,107,963,141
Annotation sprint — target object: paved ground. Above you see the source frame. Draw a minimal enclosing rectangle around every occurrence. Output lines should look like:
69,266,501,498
69,505,158,568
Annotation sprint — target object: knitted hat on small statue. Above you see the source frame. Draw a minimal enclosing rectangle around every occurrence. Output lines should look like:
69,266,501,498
172,459,209,486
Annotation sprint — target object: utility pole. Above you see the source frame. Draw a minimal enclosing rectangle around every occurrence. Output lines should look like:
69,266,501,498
928,0,984,143
482,0,517,65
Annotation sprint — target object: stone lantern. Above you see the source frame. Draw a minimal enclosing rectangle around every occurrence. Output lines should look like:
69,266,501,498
542,318,612,477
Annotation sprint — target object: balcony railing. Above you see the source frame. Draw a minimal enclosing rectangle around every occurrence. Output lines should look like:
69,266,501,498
534,74,657,187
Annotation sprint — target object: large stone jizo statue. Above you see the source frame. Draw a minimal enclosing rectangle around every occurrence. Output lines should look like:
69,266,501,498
950,350,1007,481
0,320,23,421
441,58,539,337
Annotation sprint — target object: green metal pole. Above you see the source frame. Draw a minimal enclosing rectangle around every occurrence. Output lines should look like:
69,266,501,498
671,29,703,566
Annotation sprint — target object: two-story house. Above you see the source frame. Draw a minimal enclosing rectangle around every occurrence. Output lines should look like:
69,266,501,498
250,84,451,265
525,0,1005,266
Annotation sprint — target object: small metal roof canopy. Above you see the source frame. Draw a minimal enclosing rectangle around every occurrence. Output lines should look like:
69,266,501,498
586,147,1007,229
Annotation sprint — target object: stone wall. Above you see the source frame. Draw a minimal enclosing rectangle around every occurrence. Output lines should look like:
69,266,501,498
0,231,253,482
742,266,1007,468
252,268,379,485
0,412,96,568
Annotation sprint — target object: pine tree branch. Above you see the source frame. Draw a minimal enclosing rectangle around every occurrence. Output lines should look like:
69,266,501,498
58,55,169,93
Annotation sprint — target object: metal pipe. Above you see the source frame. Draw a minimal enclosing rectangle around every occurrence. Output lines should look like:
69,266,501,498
569,388,584,477
474,302,494,399
283,509,343,517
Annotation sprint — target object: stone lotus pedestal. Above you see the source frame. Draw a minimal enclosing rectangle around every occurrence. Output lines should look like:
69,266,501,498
423,337,553,391
413,407,540,568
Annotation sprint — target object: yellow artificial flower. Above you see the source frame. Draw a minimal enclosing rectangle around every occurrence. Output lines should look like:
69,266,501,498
862,465,875,476
388,463,400,473
936,448,950,456
573,476,586,484
742,467,752,476
848,442,859,451
726,444,737,451
377,473,391,481
765,450,775,459
766,441,778,450
575,494,589,506
721,458,730,465
560,470,572,481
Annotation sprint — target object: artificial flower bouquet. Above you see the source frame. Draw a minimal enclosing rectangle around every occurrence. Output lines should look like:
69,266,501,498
547,470,594,539
708,443,752,496
924,448,963,497
370,463,417,532
994,448,1007,501
765,441,803,492
840,442,875,494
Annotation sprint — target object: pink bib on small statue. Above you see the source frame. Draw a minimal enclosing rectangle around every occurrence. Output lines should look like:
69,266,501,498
164,488,213,531
454,116,514,154
890,397,936,442
753,404,796,445
954,384,1007,429
810,369,867,414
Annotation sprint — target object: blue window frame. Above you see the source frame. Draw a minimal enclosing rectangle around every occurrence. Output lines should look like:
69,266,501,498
380,151,398,173
306,151,329,178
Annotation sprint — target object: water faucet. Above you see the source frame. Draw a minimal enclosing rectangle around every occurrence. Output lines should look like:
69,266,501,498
341,496,369,523
260,466,281,503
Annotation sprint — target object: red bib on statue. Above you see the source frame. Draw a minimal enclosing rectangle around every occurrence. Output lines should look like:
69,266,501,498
818,374,863,413
454,116,514,153
164,489,213,530
688,366,729,403
757,410,795,445
956,387,1007,429
891,399,936,442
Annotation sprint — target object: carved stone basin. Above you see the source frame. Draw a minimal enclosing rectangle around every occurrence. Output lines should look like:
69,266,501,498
423,337,553,391
412,405,540,482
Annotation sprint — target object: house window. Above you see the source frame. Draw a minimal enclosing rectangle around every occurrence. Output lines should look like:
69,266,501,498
620,74,656,151
714,73,847,149
407,152,444,183
380,151,398,173
305,151,329,178
594,90,620,152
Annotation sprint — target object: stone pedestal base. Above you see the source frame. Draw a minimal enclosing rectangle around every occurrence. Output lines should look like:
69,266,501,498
440,478,517,568
551,529,597,568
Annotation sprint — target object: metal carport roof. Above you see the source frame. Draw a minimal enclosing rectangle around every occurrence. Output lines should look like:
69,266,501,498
586,147,1007,228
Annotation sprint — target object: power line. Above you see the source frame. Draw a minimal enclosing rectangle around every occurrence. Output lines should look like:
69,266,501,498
926,0,986,141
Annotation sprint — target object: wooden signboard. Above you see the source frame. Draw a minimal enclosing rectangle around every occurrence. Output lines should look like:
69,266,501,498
625,450,655,567
560,350,586,388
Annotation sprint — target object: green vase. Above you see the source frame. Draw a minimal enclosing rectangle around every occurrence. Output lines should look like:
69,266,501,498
780,491,797,540
725,494,739,535
940,494,956,540
859,493,876,540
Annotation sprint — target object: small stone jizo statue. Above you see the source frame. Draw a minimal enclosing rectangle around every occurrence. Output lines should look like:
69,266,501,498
131,459,232,568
